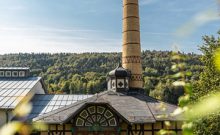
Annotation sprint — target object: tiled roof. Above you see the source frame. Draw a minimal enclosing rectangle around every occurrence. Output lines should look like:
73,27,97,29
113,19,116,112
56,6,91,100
32,91,182,124
0,77,41,109
27,94,93,120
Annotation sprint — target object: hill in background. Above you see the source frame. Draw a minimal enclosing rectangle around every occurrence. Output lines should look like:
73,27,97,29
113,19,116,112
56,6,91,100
0,50,203,104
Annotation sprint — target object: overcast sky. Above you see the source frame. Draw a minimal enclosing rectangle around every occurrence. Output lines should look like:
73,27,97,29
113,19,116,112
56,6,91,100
0,0,219,54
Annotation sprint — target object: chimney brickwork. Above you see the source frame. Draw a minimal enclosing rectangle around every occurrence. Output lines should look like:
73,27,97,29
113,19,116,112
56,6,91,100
122,0,143,89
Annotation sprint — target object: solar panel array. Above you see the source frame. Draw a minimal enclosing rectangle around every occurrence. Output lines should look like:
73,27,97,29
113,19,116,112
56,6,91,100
28,94,93,119
0,77,41,109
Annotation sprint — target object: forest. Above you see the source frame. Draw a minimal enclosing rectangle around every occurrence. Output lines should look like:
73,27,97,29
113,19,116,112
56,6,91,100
0,50,203,105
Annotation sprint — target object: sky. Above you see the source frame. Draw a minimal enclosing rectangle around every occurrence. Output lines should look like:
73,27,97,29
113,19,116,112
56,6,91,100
0,0,219,54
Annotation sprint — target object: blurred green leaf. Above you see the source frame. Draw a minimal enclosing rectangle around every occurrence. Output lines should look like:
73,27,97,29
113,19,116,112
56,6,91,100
214,48,220,71
164,121,171,127
0,121,22,135
184,83,193,95
172,55,182,60
182,122,193,135
171,64,178,70
32,122,48,131
172,72,185,78
158,129,177,135
186,92,220,120
13,102,32,117
172,107,184,116
173,81,186,86
179,95,190,107
185,71,192,77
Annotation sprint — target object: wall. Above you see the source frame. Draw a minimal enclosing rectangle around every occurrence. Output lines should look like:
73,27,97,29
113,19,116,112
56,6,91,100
39,122,182,135
0,110,13,127
0,110,6,127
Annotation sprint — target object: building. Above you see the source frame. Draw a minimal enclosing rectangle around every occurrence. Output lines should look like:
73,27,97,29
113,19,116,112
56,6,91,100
0,0,183,134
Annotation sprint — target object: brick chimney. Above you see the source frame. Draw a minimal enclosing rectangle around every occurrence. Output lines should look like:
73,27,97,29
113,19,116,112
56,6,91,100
122,0,143,90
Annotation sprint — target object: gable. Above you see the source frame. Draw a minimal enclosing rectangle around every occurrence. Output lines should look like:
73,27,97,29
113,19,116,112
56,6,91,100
74,104,119,127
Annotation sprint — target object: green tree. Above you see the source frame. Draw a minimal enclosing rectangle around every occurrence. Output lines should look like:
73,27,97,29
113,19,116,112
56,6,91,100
61,81,70,94
192,31,220,135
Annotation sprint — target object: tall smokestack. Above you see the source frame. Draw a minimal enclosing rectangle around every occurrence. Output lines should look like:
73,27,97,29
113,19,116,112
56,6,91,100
122,0,143,89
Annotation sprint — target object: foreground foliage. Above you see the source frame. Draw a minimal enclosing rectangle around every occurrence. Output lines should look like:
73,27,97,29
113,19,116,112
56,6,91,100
191,31,220,135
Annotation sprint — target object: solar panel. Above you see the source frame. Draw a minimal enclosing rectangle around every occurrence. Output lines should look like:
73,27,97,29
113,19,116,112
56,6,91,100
29,94,93,119
10,97,23,108
2,89,13,96
0,97,10,106
6,81,19,89
16,81,29,89
38,101,48,106
66,101,72,105
62,95,68,100
41,106,49,114
58,95,64,100
52,95,59,100
12,81,24,88
61,101,67,106
0,97,4,101
20,89,30,96
45,106,54,113
3,97,16,107
0,89,7,95
53,106,59,110
1,81,15,89
14,89,25,96
0,81,8,87
68,95,73,100
55,101,61,106
73,95,78,100
0,77,41,109
22,81,34,88
8,89,18,96
49,101,56,106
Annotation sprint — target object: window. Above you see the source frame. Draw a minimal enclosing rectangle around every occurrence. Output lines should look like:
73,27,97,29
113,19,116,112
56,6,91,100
125,79,129,88
76,118,84,126
76,105,118,127
104,110,113,119
80,110,89,118
19,71,25,77
12,71,18,77
0,71,4,77
97,106,105,114
5,71,11,77
117,79,125,88
108,118,117,126
111,79,116,89
88,106,95,114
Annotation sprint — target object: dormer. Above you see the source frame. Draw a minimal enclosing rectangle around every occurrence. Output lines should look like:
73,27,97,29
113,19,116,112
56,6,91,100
0,67,30,78
107,64,130,92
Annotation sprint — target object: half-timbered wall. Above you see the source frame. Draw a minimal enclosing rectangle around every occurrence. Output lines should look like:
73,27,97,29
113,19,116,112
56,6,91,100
39,121,182,135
